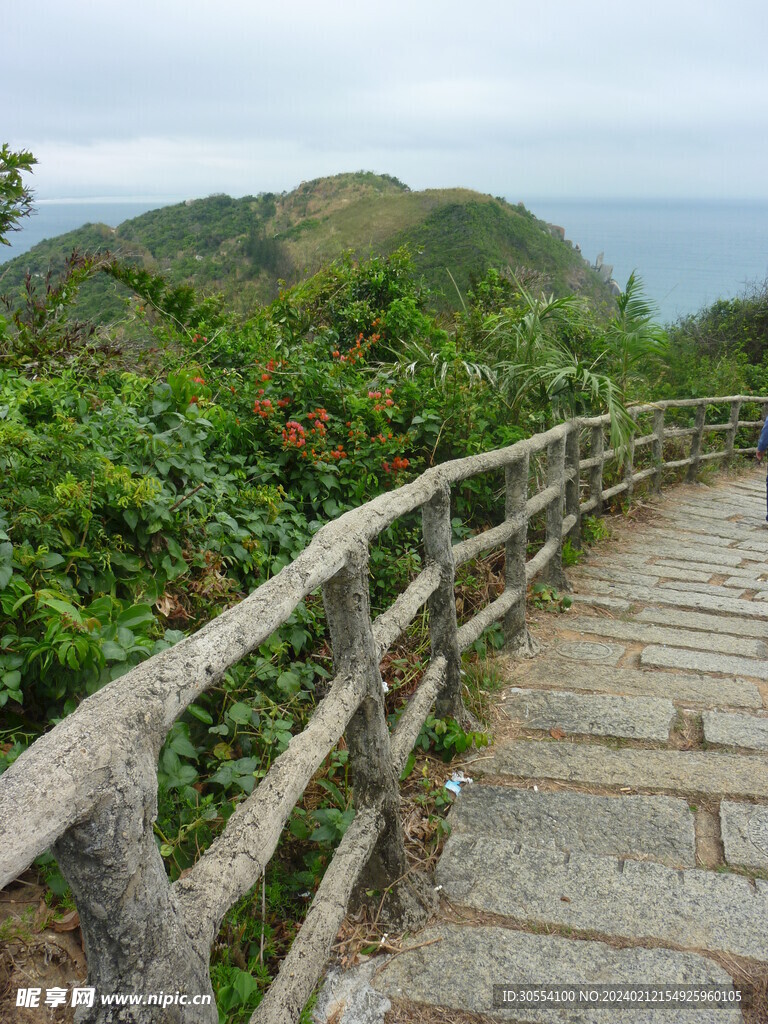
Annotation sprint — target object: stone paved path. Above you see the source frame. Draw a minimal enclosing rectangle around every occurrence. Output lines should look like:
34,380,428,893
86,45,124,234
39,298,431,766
371,474,768,1022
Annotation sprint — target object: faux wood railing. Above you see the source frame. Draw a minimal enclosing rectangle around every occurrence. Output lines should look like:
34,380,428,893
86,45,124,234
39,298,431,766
1,394,766,1023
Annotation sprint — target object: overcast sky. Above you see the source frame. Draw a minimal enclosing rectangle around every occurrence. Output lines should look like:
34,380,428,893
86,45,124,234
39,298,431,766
5,0,768,201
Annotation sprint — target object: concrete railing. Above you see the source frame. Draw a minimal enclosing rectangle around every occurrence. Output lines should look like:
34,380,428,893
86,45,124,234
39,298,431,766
1,394,765,1023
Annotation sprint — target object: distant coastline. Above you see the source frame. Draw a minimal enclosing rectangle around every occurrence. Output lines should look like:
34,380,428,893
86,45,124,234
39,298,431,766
0,198,176,266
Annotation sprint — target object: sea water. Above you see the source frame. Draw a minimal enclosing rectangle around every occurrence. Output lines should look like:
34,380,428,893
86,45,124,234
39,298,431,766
526,198,768,325
0,198,177,266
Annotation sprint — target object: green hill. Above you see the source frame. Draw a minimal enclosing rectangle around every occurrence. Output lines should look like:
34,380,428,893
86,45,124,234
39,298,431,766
0,172,614,322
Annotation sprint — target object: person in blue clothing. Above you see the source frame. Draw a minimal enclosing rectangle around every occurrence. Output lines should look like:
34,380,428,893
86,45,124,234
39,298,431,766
756,417,768,520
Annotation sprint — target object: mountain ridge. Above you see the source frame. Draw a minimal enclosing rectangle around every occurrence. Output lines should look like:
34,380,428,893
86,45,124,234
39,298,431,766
0,172,616,321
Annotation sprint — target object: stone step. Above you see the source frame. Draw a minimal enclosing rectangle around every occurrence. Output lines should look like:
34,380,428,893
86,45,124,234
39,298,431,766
576,578,768,619
663,500,761,521
550,638,626,665
373,924,744,1023
609,557,724,582
735,536,768,552
501,687,675,741
641,644,768,682
657,579,755,599
659,515,765,544
651,558,765,580
721,801,768,870
507,657,762,708
632,540,762,567
666,495,763,513
571,592,633,612
637,604,768,643
725,578,768,593
643,527,737,549
703,711,768,751
449,786,696,866
563,614,767,659
575,564,708,587
435,835,768,961
729,481,764,494
481,739,768,799
655,520,757,544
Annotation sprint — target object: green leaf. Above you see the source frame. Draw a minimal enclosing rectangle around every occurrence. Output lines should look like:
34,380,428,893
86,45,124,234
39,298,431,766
41,552,66,569
187,703,213,724
164,764,198,790
116,604,155,631
38,596,82,620
100,640,127,661
86,596,115,623
231,970,259,1006
399,751,416,781
169,733,199,760
1,670,21,690
227,701,253,725
276,670,301,695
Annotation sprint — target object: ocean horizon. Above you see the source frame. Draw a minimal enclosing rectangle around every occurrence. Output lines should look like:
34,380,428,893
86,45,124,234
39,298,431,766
526,197,768,324
3,196,767,326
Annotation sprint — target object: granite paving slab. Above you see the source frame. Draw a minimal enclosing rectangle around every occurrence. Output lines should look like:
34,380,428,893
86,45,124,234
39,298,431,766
641,644,768,681
436,835,768,960
651,558,764,578
570,593,633,611
702,710,768,750
577,565,718,586
631,540,761,567
448,787,696,866
659,517,764,543
637,604,768,642
373,925,744,1023
656,579,754,598
563,614,768,658
735,536,768,552
723,577,768,592
720,801,768,870
482,740,768,798
510,658,762,708
552,639,625,665
662,501,760,521
501,688,676,741
576,578,768,618
638,527,736,549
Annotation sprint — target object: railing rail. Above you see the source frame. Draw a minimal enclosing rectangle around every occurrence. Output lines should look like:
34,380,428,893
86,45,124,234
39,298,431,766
1,393,766,1022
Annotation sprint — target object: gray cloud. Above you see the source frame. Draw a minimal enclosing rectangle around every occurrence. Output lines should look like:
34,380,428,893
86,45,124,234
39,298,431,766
6,0,768,198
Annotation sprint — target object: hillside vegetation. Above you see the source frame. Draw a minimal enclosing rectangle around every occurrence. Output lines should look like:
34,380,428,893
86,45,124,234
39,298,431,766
0,171,614,325
5,146,767,1021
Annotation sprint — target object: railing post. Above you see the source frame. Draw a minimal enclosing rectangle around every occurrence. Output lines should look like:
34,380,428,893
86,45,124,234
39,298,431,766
564,423,581,549
652,407,665,493
623,410,637,505
503,452,536,655
726,399,741,465
589,422,605,516
52,739,217,1023
422,482,466,723
321,544,407,895
686,403,707,481
543,434,568,591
